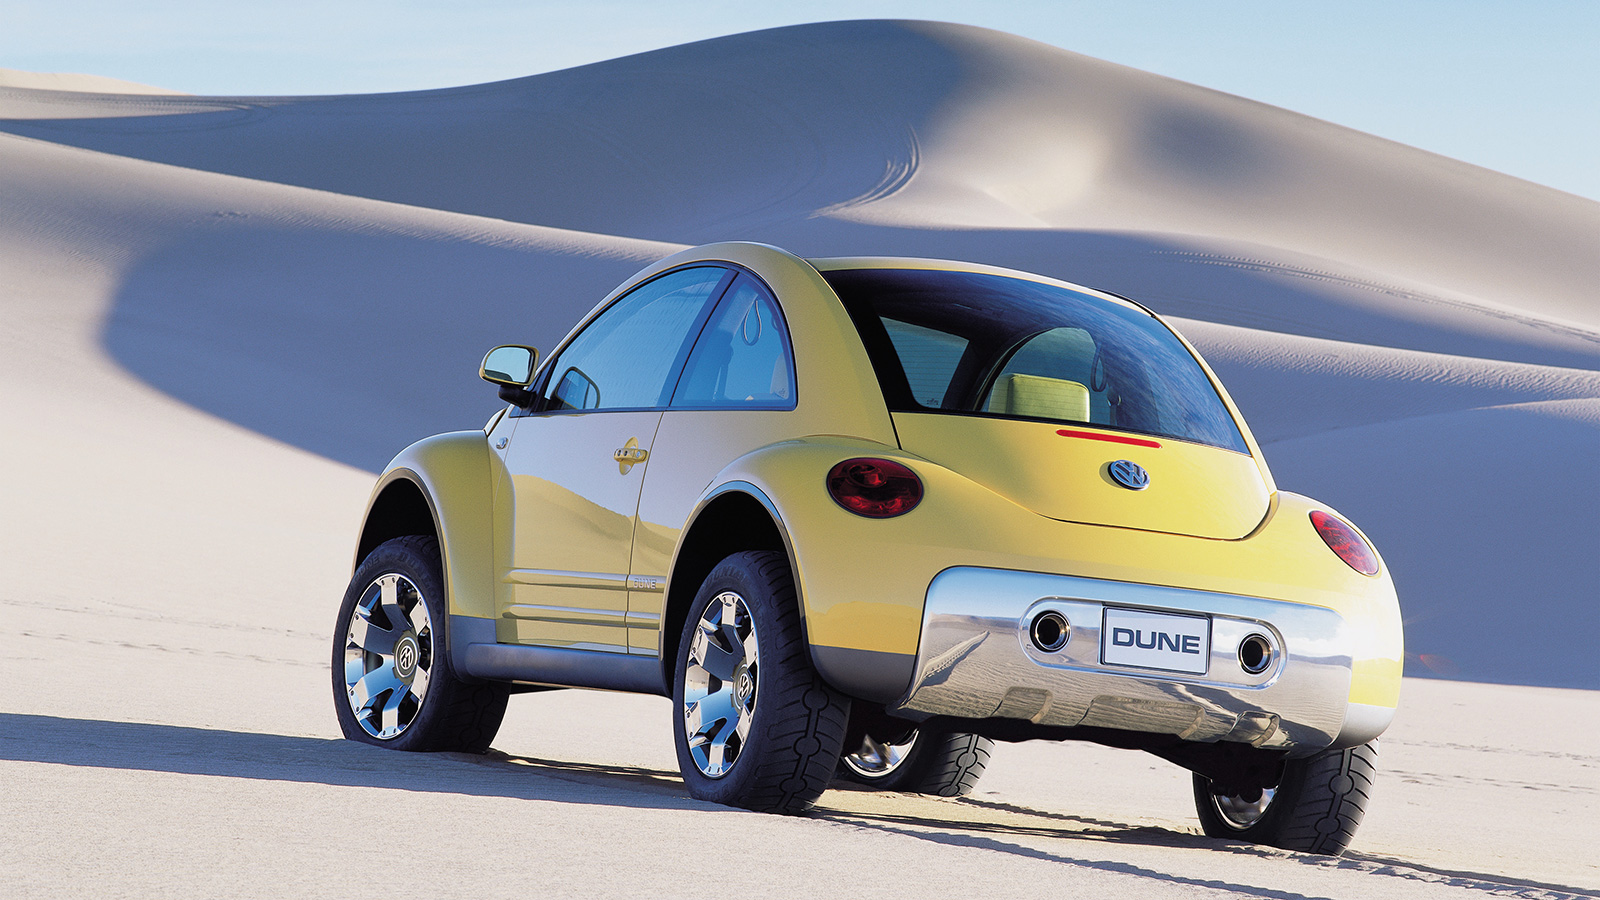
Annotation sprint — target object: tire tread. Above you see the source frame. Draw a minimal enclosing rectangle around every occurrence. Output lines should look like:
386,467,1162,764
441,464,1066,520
332,535,508,754
673,550,850,815
1193,741,1379,856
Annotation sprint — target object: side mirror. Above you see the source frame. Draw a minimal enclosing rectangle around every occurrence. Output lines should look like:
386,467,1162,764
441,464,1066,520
480,344,539,407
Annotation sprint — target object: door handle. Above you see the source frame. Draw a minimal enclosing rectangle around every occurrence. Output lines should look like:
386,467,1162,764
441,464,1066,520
613,437,648,474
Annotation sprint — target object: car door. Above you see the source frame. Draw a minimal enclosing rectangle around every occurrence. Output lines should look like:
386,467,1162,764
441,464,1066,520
499,266,733,651
630,273,799,654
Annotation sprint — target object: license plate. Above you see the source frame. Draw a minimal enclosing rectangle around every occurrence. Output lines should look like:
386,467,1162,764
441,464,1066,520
1101,608,1210,674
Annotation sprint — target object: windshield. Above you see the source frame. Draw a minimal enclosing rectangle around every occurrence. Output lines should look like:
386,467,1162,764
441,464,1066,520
822,268,1248,453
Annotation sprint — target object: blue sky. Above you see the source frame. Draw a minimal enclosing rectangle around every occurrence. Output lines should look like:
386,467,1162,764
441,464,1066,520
4,0,1597,201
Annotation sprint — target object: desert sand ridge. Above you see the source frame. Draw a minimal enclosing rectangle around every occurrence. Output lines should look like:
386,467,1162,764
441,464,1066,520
0,66,186,95
3,20,1600,897
2,21,1596,346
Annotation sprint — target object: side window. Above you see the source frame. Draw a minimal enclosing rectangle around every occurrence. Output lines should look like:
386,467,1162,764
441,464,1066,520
882,318,968,408
671,276,795,409
544,267,730,412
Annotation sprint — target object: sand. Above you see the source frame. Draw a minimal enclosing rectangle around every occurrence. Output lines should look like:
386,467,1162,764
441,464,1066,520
1,19,1595,898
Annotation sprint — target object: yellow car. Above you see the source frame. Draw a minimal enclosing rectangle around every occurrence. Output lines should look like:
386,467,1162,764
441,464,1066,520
331,242,1402,855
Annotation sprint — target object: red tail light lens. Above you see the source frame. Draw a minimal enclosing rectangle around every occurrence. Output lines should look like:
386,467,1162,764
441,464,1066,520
1310,511,1379,576
827,458,923,518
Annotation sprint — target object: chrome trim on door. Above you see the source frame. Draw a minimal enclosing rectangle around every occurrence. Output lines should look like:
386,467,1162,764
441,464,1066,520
504,568,630,590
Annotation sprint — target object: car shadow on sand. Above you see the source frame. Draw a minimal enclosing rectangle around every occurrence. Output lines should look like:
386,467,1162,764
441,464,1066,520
0,712,699,812
8,713,1593,897
816,791,1600,899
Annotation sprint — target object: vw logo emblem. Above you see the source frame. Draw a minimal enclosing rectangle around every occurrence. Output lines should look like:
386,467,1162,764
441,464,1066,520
735,670,754,704
394,635,419,678
1108,459,1150,491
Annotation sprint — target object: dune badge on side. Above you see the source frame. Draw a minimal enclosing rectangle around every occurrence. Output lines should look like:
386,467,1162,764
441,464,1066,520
1108,459,1150,491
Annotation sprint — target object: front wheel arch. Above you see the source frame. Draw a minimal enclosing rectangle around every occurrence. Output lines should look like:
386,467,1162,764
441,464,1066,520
354,431,503,622
356,477,438,567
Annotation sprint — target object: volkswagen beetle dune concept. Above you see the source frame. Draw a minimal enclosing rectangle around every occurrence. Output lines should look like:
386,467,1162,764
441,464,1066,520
333,242,1402,855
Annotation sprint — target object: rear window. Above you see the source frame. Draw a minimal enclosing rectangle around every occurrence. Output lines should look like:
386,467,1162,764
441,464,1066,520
822,268,1248,453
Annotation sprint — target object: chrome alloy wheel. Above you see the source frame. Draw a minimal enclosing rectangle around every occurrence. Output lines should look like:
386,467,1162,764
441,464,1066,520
842,731,919,779
682,590,760,778
1210,786,1278,829
342,572,434,740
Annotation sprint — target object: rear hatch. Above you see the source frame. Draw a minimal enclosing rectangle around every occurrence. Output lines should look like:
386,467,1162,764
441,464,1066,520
818,264,1270,538
894,413,1270,539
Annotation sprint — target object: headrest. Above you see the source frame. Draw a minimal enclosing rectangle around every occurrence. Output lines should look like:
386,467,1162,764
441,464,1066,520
986,373,1090,422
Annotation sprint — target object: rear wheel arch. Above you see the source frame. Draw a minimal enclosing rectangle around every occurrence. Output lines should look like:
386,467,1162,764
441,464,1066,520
661,486,799,688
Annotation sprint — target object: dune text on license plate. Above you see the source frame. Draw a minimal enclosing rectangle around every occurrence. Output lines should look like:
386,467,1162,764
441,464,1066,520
1100,608,1210,675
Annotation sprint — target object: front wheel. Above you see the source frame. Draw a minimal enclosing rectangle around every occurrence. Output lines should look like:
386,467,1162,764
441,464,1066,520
331,535,508,752
672,550,851,814
839,728,993,796
1193,741,1378,856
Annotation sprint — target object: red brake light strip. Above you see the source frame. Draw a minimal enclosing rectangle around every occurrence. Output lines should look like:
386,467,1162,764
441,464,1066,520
1056,429,1161,449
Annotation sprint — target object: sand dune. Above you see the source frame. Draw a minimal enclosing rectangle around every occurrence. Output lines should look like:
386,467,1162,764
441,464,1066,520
2,22,1595,346
0,67,185,95
2,20,1599,896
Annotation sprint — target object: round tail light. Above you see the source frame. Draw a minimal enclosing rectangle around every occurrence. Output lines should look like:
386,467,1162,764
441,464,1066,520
1310,510,1379,576
826,458,923,518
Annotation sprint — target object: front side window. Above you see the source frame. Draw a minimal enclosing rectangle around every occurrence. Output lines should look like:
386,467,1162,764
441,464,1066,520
672,275,795,409
544,266,730,412
823,268,1248,453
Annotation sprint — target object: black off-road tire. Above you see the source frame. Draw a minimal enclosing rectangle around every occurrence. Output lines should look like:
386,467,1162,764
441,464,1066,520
331,535,508,753
1193,741,1378,856
838,729,994,796
672,550,852,814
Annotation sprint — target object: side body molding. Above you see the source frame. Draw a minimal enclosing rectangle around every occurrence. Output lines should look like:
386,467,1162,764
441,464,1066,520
452,612,666,696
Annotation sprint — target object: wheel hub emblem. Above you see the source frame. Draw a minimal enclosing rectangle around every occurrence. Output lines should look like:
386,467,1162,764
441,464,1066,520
734,668,754,704
394,635,419,679
1108,459,1150,491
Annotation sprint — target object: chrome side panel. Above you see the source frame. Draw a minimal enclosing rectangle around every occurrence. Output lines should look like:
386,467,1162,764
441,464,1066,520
893,568,1364,753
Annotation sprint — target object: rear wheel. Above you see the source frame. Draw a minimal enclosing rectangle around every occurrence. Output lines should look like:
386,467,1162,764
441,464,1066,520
839,728,993,796
672,550,851,814
331,535,508,752
1193,741,1378,855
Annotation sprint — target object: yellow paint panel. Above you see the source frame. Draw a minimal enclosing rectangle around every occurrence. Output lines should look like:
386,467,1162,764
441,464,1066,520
893,414,1270,539
708,439,1400,712
1350,657,1403,708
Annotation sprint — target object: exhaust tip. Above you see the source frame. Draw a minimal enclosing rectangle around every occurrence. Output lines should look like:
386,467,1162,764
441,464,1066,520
1029,610,1070,653
1238,633,1274,674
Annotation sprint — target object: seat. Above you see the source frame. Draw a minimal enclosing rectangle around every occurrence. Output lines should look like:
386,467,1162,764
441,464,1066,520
985,373,1090,422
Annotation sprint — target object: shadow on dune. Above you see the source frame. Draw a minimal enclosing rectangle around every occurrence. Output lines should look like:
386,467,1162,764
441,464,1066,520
102,224,653,471
101,217,1600,478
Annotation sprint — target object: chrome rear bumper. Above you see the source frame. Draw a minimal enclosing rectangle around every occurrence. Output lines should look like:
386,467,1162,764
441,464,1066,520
889,568,1391,752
